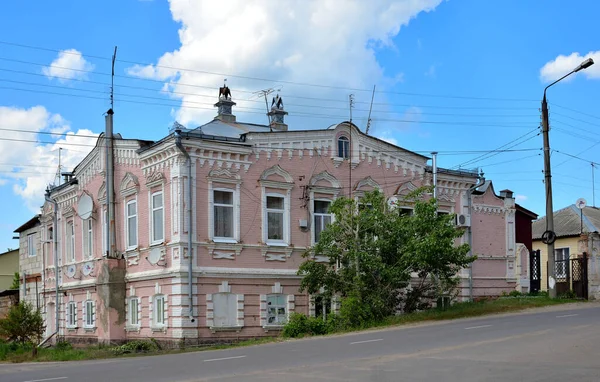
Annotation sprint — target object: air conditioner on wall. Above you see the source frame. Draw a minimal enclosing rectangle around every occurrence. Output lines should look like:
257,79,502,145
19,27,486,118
455,214,471,227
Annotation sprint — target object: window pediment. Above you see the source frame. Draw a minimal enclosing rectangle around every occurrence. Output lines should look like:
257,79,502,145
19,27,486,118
208,168,241,184
120,172,139,197
260,165,294,189
310,171,341,190
354,176,380,192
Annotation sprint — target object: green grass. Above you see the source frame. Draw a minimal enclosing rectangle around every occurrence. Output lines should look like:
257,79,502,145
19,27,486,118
0,296,580,363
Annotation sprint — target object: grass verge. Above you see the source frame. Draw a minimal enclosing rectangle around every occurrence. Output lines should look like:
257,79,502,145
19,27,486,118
0,296,580,363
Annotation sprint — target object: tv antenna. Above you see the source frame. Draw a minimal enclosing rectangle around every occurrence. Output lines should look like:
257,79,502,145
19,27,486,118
349,94,355,123
365,85,376,135
110,46,117,110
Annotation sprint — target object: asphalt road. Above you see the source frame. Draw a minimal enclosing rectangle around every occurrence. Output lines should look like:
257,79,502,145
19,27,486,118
2,303,600,382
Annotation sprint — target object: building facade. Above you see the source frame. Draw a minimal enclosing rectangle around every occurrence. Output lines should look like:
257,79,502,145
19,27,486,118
21,90,534,345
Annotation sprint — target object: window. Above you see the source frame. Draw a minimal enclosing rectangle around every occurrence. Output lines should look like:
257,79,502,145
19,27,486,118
213,190,234,239
83,218,93,259
66,221,75,262
84,300,95,328
212,293,237,327
314,200,332,243
338,136,350,159
266,195,286,242
27,233,36,257
315,295,331,320
267,294,287,325
126,201,137,249
151,192,164,244
555,248,570,278
128,297,140,327
67,301,77,328
399,207,413,216
153,295,165,326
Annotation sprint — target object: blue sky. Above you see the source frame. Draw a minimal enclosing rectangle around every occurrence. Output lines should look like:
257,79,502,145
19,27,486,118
0,0,599,251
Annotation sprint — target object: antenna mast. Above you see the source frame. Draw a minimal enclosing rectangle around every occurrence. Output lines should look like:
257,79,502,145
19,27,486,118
110,46,117,110
255,88,277,129
365,85,376,135
349,94,355,123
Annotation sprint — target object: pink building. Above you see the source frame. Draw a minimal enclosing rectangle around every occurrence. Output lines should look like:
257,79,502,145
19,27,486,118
24,90,533,345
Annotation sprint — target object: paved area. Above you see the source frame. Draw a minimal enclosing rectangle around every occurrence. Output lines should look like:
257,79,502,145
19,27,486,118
1,303,600,382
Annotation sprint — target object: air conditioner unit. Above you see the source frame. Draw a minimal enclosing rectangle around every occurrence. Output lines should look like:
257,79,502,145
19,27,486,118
298,219,308,229
455,214,471,227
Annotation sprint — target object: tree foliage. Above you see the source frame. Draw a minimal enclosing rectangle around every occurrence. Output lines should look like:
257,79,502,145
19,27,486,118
10,272,20,290
298,188,474,320
0,302,45,344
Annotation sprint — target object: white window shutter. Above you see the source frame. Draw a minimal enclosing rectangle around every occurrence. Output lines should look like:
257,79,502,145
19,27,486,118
164,295,169,327
287,294,295,320
82,302,87,326
137,298,142,326
206,294,213,327
308,295,316,318
92,301,96,326
259,294,267,326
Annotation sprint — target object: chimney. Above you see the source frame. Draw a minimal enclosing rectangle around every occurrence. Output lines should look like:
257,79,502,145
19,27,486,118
267,94,288,131
214,83,236,122
499,189,514,199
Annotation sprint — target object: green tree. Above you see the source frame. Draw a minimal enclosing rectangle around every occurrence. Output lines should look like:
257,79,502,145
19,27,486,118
298,188,474,322
9,272,20,290
0,302,45,344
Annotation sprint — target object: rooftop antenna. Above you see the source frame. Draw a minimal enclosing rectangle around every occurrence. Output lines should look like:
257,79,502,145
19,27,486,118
349,94,355,123
254,88,277,130
55,147,63,185
365,85,376,135
110,46,117,110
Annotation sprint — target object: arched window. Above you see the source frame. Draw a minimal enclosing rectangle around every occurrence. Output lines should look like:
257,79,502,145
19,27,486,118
338,136,349,159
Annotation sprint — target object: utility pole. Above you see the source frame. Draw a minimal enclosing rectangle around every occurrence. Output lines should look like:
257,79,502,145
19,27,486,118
540,57,594,299
106,46,117,258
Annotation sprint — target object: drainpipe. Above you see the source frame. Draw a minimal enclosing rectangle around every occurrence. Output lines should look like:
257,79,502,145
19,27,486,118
174,129,194,323
467,172,486,301
44,187,59,343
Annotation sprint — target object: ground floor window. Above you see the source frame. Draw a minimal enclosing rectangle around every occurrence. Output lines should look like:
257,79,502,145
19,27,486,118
267,294,287,325
213,293,237,327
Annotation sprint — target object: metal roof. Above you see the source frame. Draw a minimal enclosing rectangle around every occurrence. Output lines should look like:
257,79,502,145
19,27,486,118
14,215,41,233
532,204,600,239
192,119,271,138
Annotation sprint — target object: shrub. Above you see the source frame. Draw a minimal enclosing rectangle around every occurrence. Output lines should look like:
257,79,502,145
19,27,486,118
508,290,523,297
559,290,577,299
111,340,159,355
338,294,373,329
55,341,73,351
282,313,332,338
0,302,45,344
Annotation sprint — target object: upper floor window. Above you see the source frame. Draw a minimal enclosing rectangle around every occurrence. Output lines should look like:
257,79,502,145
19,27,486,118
66,221,75,263
213,190,234,239
82,218,93,259
314,200,332,243
338,136,350,159
266,194,287,243
27,233,36,257
151,192,164,244
126,201,137,250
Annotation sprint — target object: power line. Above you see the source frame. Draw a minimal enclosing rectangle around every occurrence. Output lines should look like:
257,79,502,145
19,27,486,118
552,103,600,122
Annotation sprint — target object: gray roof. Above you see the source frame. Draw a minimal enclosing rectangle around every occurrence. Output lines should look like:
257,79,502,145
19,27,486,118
192,119,271,138
532,204,600,239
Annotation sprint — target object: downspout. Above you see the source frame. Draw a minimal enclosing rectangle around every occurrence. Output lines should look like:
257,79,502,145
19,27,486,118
467,172,486,301
174,130,194,323
44,188,59,344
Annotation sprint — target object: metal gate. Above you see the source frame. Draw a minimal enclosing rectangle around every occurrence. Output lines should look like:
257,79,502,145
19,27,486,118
571,253,588,300
529,249,541,293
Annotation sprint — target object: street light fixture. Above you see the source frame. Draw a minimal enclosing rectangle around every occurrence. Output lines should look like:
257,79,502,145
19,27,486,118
542,58,594,298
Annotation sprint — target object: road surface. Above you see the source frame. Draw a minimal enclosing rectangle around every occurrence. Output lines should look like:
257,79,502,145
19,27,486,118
1,303,599,382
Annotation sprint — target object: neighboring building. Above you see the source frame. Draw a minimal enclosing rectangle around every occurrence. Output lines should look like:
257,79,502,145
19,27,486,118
29,89,533,345
533,204,600,299
14,215,44,310
0,248,19,292
514,204,538,292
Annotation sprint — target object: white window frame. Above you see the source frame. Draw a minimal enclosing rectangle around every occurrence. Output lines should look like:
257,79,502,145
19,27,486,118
84,300,95,328
150,191,164,245
266,294,287,325
212,188,236,242
66,301,77,328
209,186,240,244
66,221,75,263
153,295,165,327
338,136,350,159
27,233,36,257
128,297,140,327
313,199,333,245
82,218,93,259
555,247,570,278
263,192,289,246
125,200,137,250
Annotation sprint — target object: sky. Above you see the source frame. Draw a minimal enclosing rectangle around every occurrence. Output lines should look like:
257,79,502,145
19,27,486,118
0,0,599,252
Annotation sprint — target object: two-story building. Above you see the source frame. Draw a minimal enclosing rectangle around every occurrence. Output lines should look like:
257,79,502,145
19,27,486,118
20,89,536,345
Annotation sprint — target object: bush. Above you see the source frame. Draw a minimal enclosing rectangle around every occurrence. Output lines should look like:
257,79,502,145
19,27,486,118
282,313,331,338
559,290,577,299
0,302,45,344
338,295,373,329
111,340,159,355
508,290,523,297
55,341,73,351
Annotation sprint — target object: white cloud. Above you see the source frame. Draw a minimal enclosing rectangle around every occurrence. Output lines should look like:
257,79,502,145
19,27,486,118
425,64,436,78
126,0,444,127
43,49,95,82
371,106,423,145
515,194,527,202
0,106,98,212
540,51,600,83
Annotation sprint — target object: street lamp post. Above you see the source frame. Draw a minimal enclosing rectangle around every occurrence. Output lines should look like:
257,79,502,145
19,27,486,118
542,58,594,298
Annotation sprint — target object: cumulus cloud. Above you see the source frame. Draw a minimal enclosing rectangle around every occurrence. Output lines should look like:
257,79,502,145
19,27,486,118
43,49,95,82
0,106,98,212
515,194,527,202
126,0,443,127
540,51,600,83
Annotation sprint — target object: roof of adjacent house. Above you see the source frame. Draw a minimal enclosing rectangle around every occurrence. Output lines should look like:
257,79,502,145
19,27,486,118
516,204,538,220
14,215,41,233
532,204,600,240
0,249,18,258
